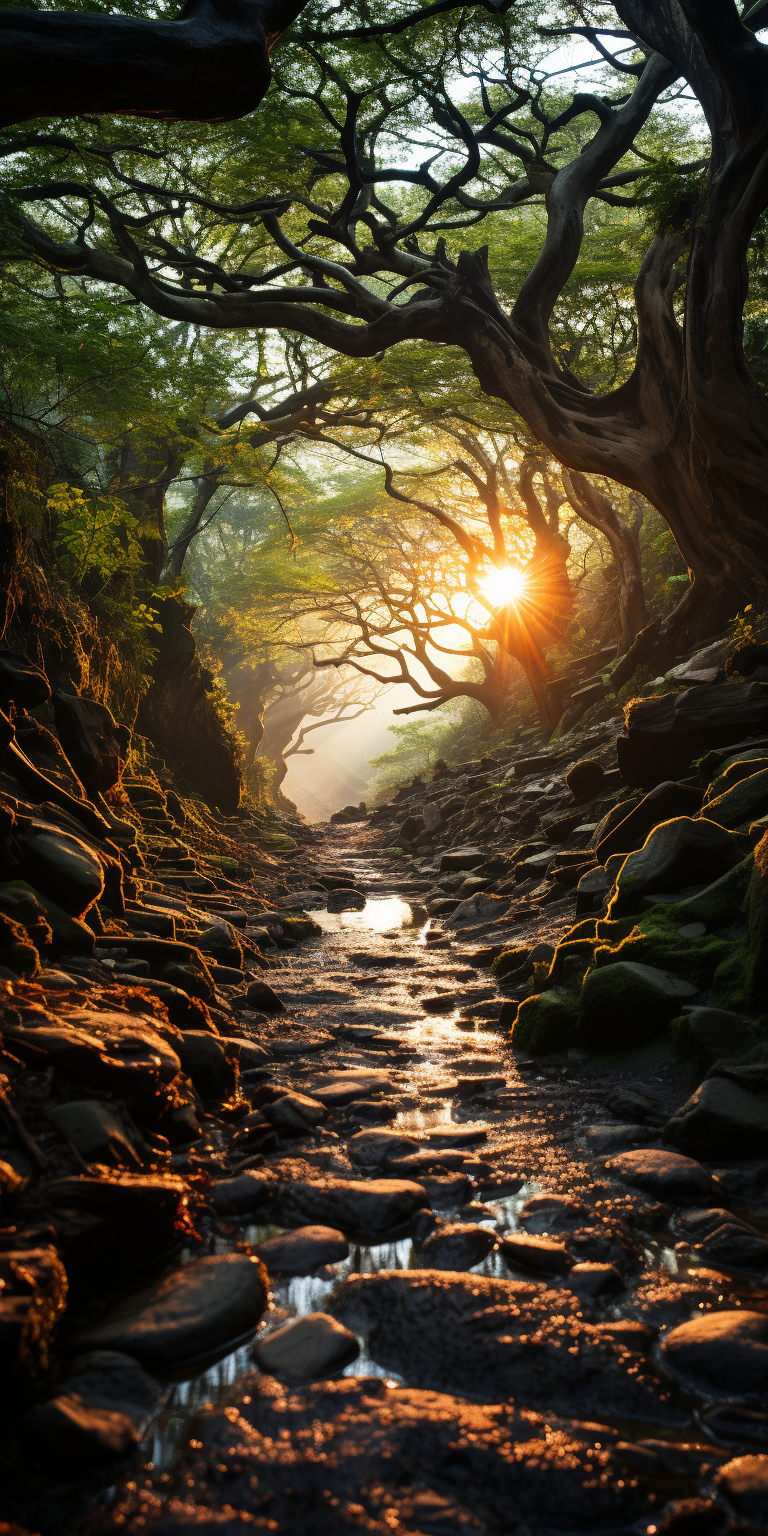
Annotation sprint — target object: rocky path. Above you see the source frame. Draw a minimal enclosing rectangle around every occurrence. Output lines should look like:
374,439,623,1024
4,658,768,1532
34,822,767,1536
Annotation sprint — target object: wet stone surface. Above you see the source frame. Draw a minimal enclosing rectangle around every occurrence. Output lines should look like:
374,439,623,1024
5,821,768,1536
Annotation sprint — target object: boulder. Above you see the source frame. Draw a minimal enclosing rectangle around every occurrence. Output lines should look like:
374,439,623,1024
254,1313,359,1380
327,889,366,912
195,919,243,969
438,846,485,873
715,1456,768,1522
305,1071,394,1108
518,1195,590,1233
246,979,285,1014
418,1223,496,1271
18,826,104,917
45,1174,186,1263
511,989,579,1054
211,1173,271,1218
595,780,704,862
701,766,768,830
577,960,697,1049
0,880,95,954
422,802,442,833
0,1245,68,1376
74,1254,268,1368
7,1016,176,1096
260,1091,327,1136
177,1031,238,1101
608,816,744,918
565,1263,624,1300
49,1101,146,1170
604,1148,718,1200
254,1226,349,1276
686,1007,755,1058
52,691,130,793
616,682,768,787
566,760,605,800
662,1311,768,1394
273,1177,429,1236
22,1394,140,1469
575,866,611,916
500,1234,574,1275
347,1128,419,1167
446,892,510,929
665,1076,768,1158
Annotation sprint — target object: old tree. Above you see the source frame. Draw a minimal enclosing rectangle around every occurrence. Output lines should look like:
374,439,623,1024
5,0,768,664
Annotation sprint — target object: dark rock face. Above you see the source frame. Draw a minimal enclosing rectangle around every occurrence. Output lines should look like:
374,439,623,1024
0,645,51,711
52,692,130,794
616,681,768,786
74,1254,268,1369
665,1076,768,1158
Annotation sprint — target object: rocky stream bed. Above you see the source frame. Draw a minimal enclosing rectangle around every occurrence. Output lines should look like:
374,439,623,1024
3,642,768,1534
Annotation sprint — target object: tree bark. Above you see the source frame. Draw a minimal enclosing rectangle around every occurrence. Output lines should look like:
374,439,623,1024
0,0,306,127
561,471,648,654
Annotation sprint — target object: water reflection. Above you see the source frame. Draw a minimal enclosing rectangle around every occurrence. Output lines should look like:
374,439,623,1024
315,897,423,934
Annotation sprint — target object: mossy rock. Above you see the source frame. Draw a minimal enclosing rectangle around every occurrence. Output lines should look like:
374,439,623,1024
547,936,596,990
511,988,579,1054
701,767,768,830
669,855,753,928
592,907,731,988
492,945,531,979
608,816,745,918
713,948,749,1013
279,913,322,940
577,960,697,1051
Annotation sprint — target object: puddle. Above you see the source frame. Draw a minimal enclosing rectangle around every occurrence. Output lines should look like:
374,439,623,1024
315,896,425,934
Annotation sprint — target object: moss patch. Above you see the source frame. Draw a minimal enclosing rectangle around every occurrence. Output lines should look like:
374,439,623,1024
511,988,579,1054
592,906,731,988
577,960,697,1050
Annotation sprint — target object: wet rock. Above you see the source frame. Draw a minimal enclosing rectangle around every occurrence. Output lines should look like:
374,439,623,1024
349,1098,399,1123
447,891,511,929
23,1394,140,1470
195,919,243,969
177,1031,238,1101
273,1177,428,1236
665,1076,768,1158
74,1254,268,1369
605,1148,719,1200
327,889,366,912
37,967,78,989
254,1226,349,1276
663,1311,768,1394
347,1128,419,1166
609,816,745,918
104,1375,663,1536
330,1270,680,1422
245,979,285,1014
18,825,105,918
50,1100,146,1169
565,1262,624,1300
686,1007,755,1058
585,1122,658,1154
254,1312,359,1380
500,1234,574,1275
210,1172,271,1218
694,1222,768,1269
715,1454,768,1522
518,1194,590,1233
386,1149,467,1177
439,846,485,872
422,1124,487,1148
418,1223,496,1270
6,881,97,955
565,1223,643,1275
306,1071,395,1108
46,1174,186,1267
606,1087,664,1124
260,1091,327,1136
577,960,697,1049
